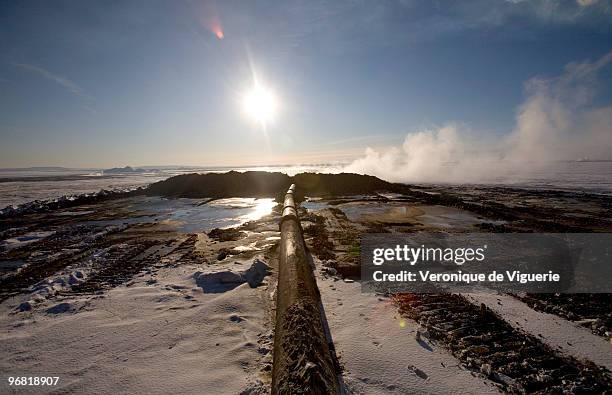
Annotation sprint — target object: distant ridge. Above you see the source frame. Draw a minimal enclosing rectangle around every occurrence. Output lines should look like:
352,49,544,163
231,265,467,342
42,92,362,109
103,166,158,175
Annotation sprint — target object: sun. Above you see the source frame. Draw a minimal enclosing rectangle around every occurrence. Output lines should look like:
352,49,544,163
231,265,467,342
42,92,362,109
242,83,278,125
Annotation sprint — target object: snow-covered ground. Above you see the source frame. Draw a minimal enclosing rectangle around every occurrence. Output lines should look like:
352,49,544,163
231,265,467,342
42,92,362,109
315,264,612,394
2,186,611,394
315,263,498,394
0,256,275,395
467,293,612,370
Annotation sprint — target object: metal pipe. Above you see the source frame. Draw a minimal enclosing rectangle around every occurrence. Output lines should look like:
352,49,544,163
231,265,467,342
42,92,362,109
272,184,340,394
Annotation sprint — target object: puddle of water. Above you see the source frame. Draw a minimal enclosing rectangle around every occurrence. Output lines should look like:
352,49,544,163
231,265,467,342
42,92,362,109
337,202,391,222
416,206,505,229
300,197,329,212
235,199,277,223
419,214,475,228
83,197,277,233
170,198,276,232
335,201,506,229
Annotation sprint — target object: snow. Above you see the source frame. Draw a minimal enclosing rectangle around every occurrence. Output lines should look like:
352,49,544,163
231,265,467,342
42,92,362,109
467,293,612,370
0,257,274,395
314,263,498,394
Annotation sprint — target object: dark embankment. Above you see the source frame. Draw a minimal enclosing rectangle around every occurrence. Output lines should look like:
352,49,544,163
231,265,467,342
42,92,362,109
146,171,291,198
292,172,392,197
145,171,395,199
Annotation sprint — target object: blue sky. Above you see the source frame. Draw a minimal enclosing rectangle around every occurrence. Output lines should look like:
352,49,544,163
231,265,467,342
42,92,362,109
1,0,611,168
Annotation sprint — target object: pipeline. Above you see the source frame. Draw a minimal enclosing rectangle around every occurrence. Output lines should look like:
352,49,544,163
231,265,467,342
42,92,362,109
272,184,340,395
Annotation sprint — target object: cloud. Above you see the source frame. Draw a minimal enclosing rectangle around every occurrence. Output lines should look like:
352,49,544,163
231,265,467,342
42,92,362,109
13,63,89,98
345,51,612,184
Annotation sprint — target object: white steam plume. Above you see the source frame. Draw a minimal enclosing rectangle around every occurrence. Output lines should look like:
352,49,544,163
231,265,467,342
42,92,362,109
345,52,612,184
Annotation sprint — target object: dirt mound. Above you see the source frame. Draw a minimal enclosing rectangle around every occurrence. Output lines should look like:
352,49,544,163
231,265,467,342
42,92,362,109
146,171,291,198
146,171,397,199
292,172,392,197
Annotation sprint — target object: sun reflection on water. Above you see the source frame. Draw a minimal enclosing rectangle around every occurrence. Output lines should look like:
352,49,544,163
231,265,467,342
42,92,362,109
240,198,277,222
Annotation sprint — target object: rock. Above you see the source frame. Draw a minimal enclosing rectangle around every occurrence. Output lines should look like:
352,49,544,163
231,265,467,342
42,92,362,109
480,363,492,376
229,314,243,323
322,260,335,267
406,365,428,380
68,273,84,285
217,249,230,261
243,259,271,287
322,267,337,277
493,372,520,389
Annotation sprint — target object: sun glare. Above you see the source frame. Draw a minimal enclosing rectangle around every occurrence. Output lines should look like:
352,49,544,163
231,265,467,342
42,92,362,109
242,83,278,125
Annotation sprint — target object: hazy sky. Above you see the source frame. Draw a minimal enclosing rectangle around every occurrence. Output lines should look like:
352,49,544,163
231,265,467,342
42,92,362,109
1,0,611,168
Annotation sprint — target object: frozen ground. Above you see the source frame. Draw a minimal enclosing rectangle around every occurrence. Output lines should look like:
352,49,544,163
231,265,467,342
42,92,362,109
0,255,275,395
301,195,612,393
467,293,612,370
315,266,498,394
0,195,282,394
1,179,611,394
0,174,168,208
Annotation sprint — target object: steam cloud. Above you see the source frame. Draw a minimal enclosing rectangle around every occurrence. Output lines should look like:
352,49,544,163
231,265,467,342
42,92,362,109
345,52,612,184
